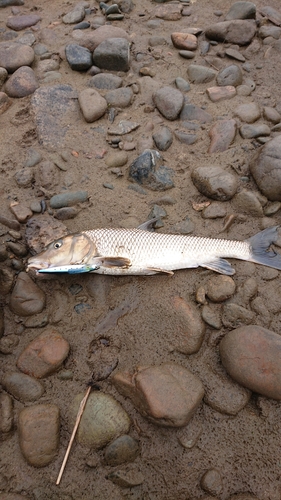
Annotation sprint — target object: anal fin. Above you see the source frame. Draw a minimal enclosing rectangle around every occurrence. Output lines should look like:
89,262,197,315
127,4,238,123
201,258,235,275
146,267,174,275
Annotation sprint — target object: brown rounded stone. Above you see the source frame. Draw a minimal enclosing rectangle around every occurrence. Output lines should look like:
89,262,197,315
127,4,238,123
206,275,236,302
172,296,205,354
18,404,60,467
0,91,11,115
112,363,204,427
249,135,281,201
208,119,237,153
17,328,70,378
171,32,198,50
6,14,41,31
9,272,46,317
220,325,281,399
5,66,39,97
0,42,34,73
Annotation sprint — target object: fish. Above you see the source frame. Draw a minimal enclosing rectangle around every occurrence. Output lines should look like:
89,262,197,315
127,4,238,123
26,222,281,277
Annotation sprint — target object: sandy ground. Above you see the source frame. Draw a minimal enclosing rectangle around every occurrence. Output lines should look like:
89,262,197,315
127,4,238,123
1,0,281,499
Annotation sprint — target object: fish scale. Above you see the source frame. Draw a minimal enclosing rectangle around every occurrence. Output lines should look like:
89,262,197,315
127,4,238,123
83,228,252,275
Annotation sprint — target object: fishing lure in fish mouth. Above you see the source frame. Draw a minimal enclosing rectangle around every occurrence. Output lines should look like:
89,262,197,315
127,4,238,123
37,264,100,274
26,222,281,277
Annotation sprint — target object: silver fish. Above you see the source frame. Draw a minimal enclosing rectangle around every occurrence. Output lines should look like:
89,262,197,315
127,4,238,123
26,223,281,276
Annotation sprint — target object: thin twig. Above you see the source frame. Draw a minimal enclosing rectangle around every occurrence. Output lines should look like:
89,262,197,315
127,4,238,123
56,385,92,485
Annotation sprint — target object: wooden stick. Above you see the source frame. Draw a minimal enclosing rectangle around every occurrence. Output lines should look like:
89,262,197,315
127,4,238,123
56,385,92,485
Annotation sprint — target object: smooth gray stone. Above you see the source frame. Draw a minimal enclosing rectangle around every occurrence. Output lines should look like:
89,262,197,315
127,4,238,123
225,1,256,20
50,190,88,208
88,73,122,89
153,126,173,151
65,43,92,71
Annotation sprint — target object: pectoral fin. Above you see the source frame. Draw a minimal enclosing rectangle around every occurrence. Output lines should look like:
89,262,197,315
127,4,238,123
137,218,159,231
92,256,132,269
201,258,235,275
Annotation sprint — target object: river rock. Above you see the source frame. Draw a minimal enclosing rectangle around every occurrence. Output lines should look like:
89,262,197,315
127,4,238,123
216,64,243,87
225,47,246,62
5,66,38,97
175,76,190,92
0,393,13,434
206,275,236,302
0,67,8,87
1,371,44,402
234,102,261,122
0,0,24,5
179,50,195,59
220,325,281,399
0,42,34,73
112,363,204,427
205,20,256,45
50,190,88,208
104,435,139,465
105,151,128,168
155,3,182,20
191,166,238,201
174,130,197,145
73,25,129,52
129,149,174,190
63,4,85,24
171,296,205,354
18,404,60,467
180,103,212,123
0,91,11,114
65,43,92,71
259,25,281,39
153,126,173,151
88,73,122,90
9,272,45,317
17,328,70,378
201,469,222,496
208,119,237,153
206,86,236,102
187,64,217,84
225,1,256,20
79,87,107,122
222,303,255,328
259,6,281,26
32,84,80,150
240,123,270,139
233,189,263,216
263,106,281,124
171,32,198,50
153,86,184,120
204,366,251,415
93,37,130,72
70,392,130,449
105,87,133,108
249,135,281,201
6,14,41,31
107,467,144,488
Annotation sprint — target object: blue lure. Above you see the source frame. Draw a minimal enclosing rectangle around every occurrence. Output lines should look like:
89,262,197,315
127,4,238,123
37,264,100,274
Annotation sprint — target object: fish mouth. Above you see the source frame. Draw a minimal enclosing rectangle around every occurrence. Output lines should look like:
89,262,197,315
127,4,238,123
26,260,51,273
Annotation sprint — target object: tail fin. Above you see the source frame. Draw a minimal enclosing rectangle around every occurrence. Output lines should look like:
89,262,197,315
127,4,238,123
248,226,281,270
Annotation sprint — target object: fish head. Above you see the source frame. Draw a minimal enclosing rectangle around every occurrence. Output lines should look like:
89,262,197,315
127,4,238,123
27,233,95,271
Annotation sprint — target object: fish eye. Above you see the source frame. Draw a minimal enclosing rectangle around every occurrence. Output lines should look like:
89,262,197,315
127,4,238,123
53,240,63,249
